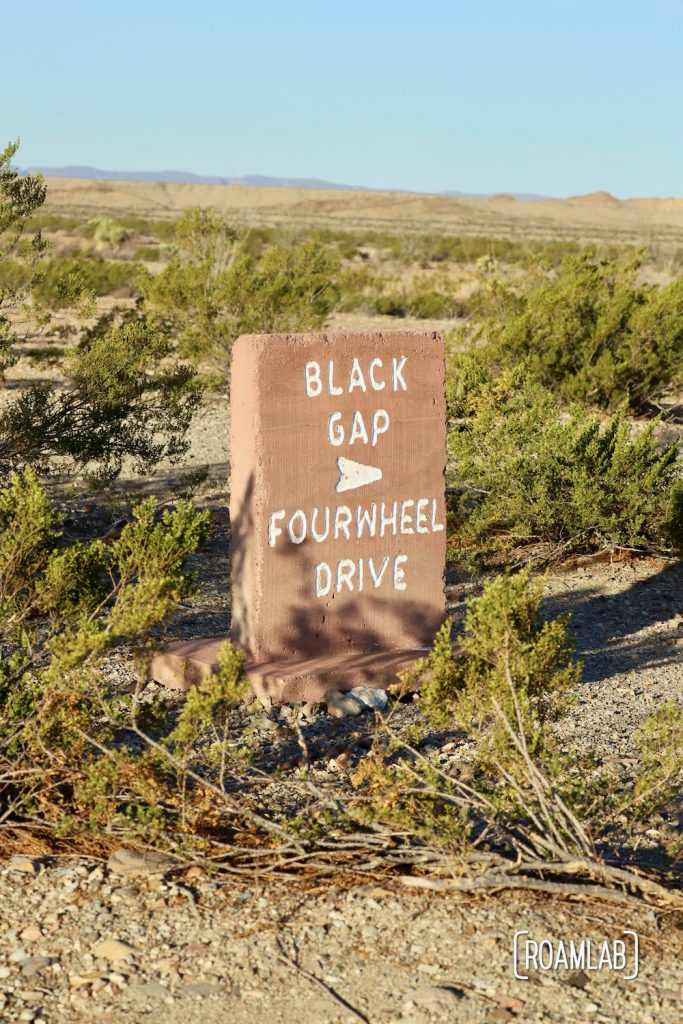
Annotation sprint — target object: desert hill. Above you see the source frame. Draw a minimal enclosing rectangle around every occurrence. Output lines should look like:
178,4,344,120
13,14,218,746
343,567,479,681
41,175,683,248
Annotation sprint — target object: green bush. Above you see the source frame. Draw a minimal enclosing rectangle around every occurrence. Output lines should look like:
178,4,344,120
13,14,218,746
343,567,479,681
415,567,579,768
447,363,683,563
369,569,683,868
408,288,461,319
0,258,31,292
33,254,141,306
0,467,234,843
140,207,339,361
372,284,461,319
0,141,49,381
479,251,683,411
0,320,201,484
91,217,129,246
1,144,201,482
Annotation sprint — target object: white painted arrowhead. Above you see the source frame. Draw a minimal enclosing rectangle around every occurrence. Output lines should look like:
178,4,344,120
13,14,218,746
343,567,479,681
335,456,382,493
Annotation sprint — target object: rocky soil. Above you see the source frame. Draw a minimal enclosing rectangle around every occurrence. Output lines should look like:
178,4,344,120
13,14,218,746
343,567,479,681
2,373,682,1023
1,852,681,1024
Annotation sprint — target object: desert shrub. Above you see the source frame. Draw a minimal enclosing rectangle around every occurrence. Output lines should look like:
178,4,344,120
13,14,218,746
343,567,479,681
372,290,408,317
0,468,248,843
480,251,683,411
355,569,683,870
447,363,683,563
372,283,461,320
0,142,200,483
335,265,379,312
90,217,129,246
0,141,49,381
417,569,578,759
33,254,141,306
408,288,461,319
134,245,163,262
140,207,339,361
0,258,31,292
0,319,201,484
24,212,84,234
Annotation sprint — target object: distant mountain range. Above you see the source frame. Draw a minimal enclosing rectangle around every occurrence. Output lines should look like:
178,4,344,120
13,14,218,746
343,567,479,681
22,165,554,200
23,166,372,191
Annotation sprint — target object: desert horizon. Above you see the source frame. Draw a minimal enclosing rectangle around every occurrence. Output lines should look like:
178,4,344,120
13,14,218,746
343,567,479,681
40,173,683,249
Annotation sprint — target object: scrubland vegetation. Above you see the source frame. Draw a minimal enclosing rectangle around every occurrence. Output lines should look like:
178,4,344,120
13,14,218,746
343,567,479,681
1,141,681,903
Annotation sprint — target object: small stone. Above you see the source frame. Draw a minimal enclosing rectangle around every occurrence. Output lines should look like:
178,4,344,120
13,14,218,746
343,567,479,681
487,1011,515,1023
301,702,320,720
495,995,525,1010
107,848,177,877
410,986,463,1012
565,970,590,989
92,939,139,962
255,715,278,732
21,956,53,978
127,981,169,1002
7,856,42,875
350,686,389,710
182,982,225,998
324,689,363,718
69,971,106,989
19,1011,37,1022
0,966,11,978
20,926,42,943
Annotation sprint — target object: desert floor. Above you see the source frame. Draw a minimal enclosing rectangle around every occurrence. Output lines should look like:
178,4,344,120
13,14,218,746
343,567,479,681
1,183,682,1024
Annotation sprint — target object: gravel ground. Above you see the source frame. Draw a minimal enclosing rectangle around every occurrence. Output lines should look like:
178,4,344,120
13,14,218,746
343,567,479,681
3,367,683,1024
1,854,681,1024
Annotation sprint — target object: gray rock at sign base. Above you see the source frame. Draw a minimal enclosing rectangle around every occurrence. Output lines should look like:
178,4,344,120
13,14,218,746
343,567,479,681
107,848,177,877
324,689,363,717
350,685,389,710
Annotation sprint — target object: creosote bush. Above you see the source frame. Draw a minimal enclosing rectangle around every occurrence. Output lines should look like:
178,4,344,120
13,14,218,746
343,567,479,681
0,467,237,842
1,142,201,486
0,320,202,484
351,569,683,869
476,251,683,411
140,207,340,361
447,362,683,565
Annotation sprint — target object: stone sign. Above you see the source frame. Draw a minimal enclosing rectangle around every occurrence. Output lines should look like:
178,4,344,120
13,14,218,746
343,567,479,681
229,331,446,694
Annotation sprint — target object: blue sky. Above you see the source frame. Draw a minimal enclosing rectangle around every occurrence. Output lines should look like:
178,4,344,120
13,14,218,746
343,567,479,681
4,0,682,197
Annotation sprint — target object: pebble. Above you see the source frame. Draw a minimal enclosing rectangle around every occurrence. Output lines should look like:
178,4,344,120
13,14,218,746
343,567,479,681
350,686,389,710
408,985,463,1011
92,939,139,962
126,981,170,1002
7,857,42,875
324,689,363,717
107,848,177,878
182,982,225,997
20,956,53,977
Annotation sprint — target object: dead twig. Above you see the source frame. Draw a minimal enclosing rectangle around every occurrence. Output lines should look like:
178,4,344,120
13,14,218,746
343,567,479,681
276,938,371,1024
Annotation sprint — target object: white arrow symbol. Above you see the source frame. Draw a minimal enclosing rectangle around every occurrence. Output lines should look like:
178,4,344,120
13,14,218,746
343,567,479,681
335,456,383,493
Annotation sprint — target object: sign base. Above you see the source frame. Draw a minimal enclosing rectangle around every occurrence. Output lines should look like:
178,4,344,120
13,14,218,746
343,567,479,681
148,638,431,703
